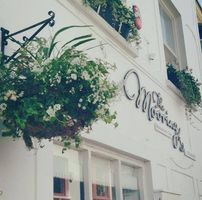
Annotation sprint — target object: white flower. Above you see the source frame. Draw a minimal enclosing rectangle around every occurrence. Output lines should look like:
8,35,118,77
67,119,74,127
71,57,80,65
19,75,27,80
18,91,24,97
69,87,75,94
31,65,43,73
0,103,7,111
78,103,81,108
67,69,72,74
81,71,90,80
10,71,17,78
79,98,83,102
53,104,61,111
71,74,77,80
46,106,56,118
4,90,18,101
82,106,86,110
55,74,61,84
46,104,61,119
43,115,50,121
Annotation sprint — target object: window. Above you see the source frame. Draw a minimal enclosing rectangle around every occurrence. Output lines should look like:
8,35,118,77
53,148,85,200
159,0,187,71
54,177,68,200
91,156,116,200
121,164,140,200
53,144,151,200
160,3,178,67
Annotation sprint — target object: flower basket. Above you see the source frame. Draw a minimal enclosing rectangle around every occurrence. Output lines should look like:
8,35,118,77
0,26,118,149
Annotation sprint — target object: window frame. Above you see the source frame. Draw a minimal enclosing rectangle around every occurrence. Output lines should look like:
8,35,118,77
92,184,111,200
53,177,69,200
53,177,68,197
53,141,152,200
159,0,182,70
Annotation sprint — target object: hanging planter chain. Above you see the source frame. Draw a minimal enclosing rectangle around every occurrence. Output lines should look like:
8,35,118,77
0,11,55,64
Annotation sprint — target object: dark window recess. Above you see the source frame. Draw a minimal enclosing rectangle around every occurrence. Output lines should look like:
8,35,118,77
167,67,180,89
198,23,202,39
80,181,85,200
54,177,66,196
112,187,116,200
198,23,202,50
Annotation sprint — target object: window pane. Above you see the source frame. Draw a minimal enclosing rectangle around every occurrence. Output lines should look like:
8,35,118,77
160,6,176,52
121,164,140,200
164,45,177,66
54,177,66,195
92,156,116,200
53,148,85,200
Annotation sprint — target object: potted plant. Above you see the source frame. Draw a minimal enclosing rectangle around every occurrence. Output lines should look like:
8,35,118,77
84,0,141,44
0,26,118,150
84,0,107,15
84,0,116,27
167,64,201,112
113,1,134,38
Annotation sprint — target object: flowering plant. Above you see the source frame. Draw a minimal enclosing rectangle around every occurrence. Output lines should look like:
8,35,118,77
84,0,141,44
0,26,118,149
167,64,201,113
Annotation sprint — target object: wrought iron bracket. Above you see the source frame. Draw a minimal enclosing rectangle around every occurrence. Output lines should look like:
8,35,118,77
1,11,55,64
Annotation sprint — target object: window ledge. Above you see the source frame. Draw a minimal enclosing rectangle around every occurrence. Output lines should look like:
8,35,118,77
58,0,139,58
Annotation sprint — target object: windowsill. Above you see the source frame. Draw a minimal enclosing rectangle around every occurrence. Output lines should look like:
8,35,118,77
154,190,181,196
54,196,71,200
57,0,138,58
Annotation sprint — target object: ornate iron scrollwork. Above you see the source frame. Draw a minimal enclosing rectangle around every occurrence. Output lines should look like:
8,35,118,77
1,11,55,64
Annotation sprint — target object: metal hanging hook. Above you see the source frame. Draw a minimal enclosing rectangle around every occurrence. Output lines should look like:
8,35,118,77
0,11,55,64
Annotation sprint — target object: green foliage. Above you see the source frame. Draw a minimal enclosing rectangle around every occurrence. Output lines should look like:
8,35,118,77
0,26,118,149
84,0,141,44
167,64,202,112
84,0,107,9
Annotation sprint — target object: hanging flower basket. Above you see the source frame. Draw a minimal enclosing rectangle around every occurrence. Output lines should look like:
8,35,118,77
0,26,118,149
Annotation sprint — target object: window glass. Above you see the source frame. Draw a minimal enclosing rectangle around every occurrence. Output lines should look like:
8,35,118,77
121,164,140,200
92,156,116,200
160,6,176,53
53,149,85,200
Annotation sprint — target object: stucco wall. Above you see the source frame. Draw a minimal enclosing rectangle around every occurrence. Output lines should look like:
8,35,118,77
0,0,202,200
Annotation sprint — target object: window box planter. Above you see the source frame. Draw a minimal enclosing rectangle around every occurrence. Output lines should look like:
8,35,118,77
84,0,140,43
166,64,201,112
167,65,180,89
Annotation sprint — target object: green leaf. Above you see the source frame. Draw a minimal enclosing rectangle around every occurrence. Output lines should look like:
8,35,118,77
48,25,93,56
72,38,95,48
48,41,59,57
61,34,93,49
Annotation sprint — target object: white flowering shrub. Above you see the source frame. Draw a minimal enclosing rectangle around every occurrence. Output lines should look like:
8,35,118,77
0,27,118,149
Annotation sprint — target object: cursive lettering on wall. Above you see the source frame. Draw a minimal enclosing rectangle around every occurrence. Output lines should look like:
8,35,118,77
123,69,185,153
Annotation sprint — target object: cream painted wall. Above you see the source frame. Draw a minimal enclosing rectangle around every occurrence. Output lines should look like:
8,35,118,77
0,0,202,200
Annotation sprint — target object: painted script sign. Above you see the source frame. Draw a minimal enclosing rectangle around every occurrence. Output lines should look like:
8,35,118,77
123,69,185,153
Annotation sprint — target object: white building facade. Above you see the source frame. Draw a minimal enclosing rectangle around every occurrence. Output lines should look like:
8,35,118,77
0,0,202,200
